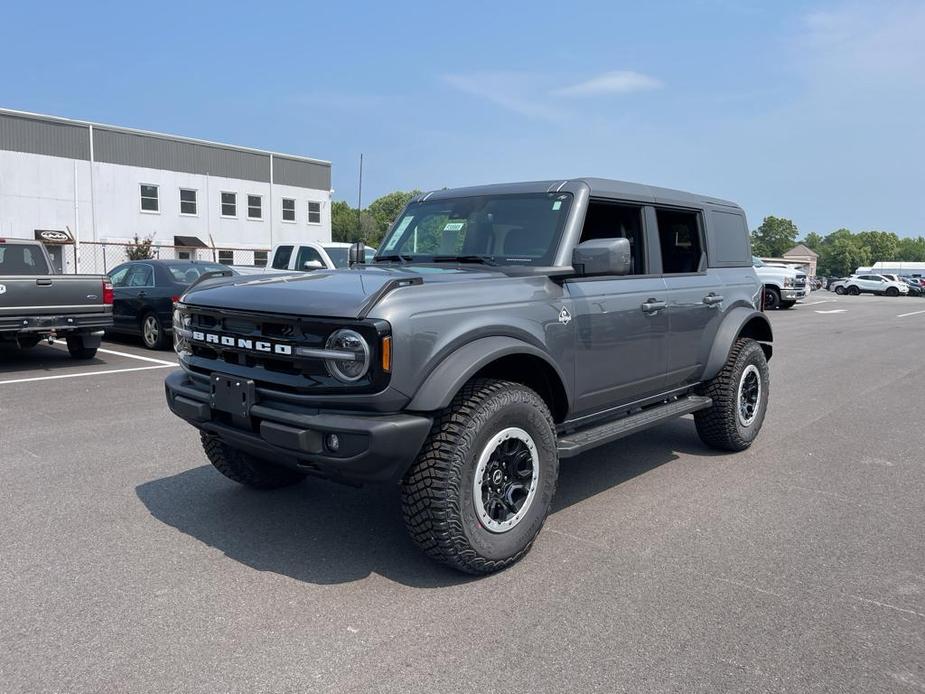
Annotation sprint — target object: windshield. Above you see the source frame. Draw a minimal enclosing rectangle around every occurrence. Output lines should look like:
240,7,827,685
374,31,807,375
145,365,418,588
752,256,765,267
375,192,573,266
324,247,377,268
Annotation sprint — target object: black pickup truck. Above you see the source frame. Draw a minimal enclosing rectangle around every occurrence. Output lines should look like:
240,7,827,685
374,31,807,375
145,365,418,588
0,238,113,359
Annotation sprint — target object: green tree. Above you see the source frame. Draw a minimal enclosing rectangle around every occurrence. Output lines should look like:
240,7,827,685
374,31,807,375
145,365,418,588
821,235,871,276
897,236,925,262
801,232,823,251
126,234,156,260
751,216,799,257
855,230,899,262
331,201,356,243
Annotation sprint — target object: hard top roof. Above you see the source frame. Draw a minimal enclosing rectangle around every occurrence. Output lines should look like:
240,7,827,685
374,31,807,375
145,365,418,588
414,178,741,210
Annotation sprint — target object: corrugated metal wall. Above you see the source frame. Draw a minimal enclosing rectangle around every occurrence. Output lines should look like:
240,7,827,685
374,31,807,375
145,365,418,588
93,128,272,182
273,155,331,190
0,110,331,190
0,112,90,160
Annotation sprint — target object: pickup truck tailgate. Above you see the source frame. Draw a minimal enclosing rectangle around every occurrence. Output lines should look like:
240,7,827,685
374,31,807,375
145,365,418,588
0,275,109,315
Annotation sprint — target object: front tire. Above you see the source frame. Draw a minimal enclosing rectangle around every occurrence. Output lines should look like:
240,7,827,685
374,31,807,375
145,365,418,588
848,286,860,295
141,312,166,350
695,338,769,452
885,287,899,297
200,433,307,489
834,286,845,295
763,286,780,310
401,379,559,574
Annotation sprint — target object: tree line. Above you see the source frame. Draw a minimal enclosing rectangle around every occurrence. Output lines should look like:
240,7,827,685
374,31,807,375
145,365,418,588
751,216,925,277
331,190,421,248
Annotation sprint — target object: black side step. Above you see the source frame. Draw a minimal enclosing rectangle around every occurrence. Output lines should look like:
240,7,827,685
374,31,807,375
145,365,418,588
557,395,712,458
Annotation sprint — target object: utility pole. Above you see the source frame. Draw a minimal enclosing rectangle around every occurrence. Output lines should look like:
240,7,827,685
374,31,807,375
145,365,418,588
356,153,364,241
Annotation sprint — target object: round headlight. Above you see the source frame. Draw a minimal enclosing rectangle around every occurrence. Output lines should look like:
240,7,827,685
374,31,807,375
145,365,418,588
325,329,370,382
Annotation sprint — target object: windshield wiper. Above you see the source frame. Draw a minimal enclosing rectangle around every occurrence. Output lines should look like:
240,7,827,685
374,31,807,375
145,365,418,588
430,255,497,266
372,253,414,264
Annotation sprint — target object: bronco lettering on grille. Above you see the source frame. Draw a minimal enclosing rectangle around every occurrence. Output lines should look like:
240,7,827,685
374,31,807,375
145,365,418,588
190,331,293,355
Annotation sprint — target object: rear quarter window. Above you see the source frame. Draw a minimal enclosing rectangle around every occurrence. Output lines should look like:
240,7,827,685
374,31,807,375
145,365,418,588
706,210,751,267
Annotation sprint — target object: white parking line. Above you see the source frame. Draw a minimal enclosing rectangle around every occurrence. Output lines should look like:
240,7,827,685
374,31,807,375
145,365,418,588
53,340,176,366
815,309,847,314
0,364,173,386
897,309,925,318
806,299,837,305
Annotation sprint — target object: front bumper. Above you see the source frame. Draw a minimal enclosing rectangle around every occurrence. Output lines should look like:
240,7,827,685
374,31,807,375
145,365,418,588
781,288,807,300
165,369,432,485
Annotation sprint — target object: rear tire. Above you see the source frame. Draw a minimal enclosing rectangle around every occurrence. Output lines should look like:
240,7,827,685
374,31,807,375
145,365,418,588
66,336,97,360
848,286,860,295
141,312,166,350
401,379,558,574
763,287,780,310
200,433,307,489
16,335,41,350
695,338,769,452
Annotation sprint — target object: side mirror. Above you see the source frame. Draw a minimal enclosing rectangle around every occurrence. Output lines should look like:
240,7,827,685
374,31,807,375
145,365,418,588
302,260,324,271
572,237,632,276
348,241,366,266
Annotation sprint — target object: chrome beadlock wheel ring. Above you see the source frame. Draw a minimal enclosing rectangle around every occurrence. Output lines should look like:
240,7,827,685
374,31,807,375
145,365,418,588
737,364,761,427
473,427,539,533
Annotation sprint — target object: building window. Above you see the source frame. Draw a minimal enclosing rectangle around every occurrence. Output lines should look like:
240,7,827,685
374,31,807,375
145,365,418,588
179,189,197,216
140,184,159,212
218,250,234,265
254,250,268,267
177,249,192,260
221,192,237,217
282,198,296,222
307,201,321,224
247,195,262,219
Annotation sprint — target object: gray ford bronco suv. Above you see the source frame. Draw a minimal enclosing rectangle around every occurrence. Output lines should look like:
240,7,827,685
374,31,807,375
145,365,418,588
165,178,772,574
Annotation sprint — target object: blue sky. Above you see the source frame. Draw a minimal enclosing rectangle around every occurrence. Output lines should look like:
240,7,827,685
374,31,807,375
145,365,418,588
2,1,923,237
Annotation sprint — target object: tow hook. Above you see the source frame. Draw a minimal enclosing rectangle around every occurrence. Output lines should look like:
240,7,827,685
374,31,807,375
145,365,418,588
46,332,56,345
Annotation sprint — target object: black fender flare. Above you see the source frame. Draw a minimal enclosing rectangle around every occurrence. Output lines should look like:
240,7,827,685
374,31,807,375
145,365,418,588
702,307,773,381
406,336,569,413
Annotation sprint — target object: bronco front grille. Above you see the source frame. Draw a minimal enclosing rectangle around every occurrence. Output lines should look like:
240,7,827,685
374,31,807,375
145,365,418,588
179,306,390,394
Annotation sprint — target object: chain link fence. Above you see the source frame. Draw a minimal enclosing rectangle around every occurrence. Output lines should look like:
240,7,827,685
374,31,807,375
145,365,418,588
68,243,269,275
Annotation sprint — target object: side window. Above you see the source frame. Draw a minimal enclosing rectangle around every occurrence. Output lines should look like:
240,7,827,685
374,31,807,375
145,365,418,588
125,265,154,287
707,210,750,266
578,201,646,274
656,209,703,274
109,265,130,287
272,245,293,269
295,246,324,269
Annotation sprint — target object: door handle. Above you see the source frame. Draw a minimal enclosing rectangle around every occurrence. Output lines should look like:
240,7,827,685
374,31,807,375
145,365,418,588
137,291,146,297
641,298,667,314
36,279,53,286
703,293,724,306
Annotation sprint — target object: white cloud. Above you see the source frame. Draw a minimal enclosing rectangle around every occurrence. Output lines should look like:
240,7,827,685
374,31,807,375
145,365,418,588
442,72,566,121
553,70,662,97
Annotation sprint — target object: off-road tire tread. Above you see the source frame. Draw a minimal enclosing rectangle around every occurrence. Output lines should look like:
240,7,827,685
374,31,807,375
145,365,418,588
66,336,97,360
695,338,767,452
401,378,557,575
200,432,306,489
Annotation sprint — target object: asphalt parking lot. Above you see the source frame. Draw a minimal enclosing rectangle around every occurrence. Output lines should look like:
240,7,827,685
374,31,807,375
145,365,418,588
1,294,923,693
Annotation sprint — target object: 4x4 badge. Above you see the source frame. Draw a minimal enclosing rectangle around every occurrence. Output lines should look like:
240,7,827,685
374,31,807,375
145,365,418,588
558,307,571,325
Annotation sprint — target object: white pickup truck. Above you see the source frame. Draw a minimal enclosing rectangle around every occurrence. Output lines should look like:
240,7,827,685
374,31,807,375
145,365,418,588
752,256,808,309
268,242,377,272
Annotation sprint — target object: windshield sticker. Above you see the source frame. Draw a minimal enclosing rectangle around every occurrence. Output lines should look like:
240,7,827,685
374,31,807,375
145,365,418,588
552,201,562,211
443,221,465,232
384,216,414,250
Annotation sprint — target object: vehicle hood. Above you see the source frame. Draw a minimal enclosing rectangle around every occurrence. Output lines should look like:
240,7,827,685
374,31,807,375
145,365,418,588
180,265,504,318
754,265,801,279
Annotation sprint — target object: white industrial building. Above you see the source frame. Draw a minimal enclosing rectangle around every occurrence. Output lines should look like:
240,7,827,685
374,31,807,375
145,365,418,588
0,107,332,272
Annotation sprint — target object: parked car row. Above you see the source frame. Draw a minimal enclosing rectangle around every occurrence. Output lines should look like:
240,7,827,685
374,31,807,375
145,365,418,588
828,274,913,296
